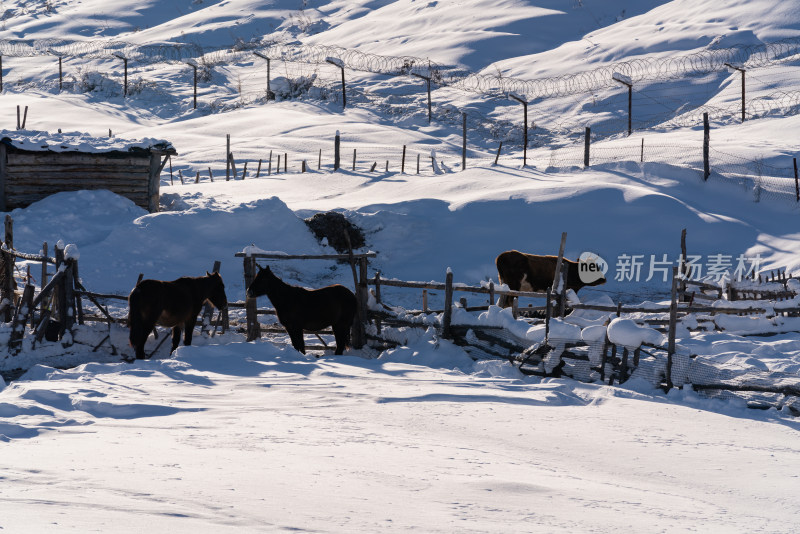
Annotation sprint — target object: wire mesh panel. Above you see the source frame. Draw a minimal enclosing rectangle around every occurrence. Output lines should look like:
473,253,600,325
688,356,800,414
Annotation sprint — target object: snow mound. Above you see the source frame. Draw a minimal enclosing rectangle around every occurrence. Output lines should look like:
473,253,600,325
607,318,666,348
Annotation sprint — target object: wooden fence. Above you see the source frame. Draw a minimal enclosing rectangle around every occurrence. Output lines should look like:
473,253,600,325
0,212,798,414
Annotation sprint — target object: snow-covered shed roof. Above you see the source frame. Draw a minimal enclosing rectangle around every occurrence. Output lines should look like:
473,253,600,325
0,129,176,156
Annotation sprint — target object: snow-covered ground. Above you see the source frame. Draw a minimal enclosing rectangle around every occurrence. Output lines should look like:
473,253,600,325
1,1,800,531
3,341,800,533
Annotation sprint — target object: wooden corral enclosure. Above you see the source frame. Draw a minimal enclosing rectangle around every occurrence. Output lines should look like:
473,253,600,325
0,135,175,213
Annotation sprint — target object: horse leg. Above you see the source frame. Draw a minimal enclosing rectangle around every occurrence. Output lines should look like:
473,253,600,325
333,324,350,355
171,326,182,353
183,314,198,347
131,317,157,360
287,326,306,354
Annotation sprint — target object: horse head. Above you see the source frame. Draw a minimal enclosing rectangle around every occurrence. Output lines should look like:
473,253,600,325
206,271,228,310
246,264,277,298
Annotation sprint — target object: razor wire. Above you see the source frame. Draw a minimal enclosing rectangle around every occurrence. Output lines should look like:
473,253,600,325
238,38,800,100
4,36,800,100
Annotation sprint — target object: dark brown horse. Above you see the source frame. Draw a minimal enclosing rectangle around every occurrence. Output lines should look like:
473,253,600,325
495,250,606,307
128,272,228,360
246,264,356,355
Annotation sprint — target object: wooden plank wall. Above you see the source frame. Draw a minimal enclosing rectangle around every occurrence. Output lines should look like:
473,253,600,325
2,150,154,211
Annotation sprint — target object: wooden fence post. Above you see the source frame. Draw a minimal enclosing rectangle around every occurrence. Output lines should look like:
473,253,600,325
62,258,75,344
356,256,369,349
52,243,65,340
417,153,420,174
226,134,231,180
583,127,591,168
401,145,406,174
462,112,467,170
9,281,34,354
494,142,502,166
794,157,799,202
284,153,288,173
344,233,366,349
352,148,356,171
0,143,6,212
228,153,237,179
551,232,567,296
41,241,48,316
374,271,382,335
191,63,197,109
73,259,84,325
545,287,552,343
115,55,128,97
559,261,568,317
334,130,341,171
620,347,630,383
1,214,14,322
243,254,259,341
666,266,678,391
679,228,688,301
442,268,453,339
268,150,273,175
703,112,710,180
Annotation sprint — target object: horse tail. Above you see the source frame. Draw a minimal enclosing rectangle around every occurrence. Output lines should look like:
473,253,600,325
128,286,146,348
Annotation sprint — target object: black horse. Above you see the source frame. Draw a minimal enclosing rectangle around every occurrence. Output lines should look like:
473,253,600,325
246,265,356,355
128,271,228,360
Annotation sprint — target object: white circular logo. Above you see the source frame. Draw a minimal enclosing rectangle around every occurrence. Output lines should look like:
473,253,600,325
578,251,608,284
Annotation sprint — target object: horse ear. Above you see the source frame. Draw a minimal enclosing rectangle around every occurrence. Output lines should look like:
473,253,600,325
207,270,212,276
257,264,264,273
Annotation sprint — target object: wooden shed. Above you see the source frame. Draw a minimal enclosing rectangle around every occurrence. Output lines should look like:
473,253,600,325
0,133,176,213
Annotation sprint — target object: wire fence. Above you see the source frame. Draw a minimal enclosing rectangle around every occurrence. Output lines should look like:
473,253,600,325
4,38,800,149
5,35,800,96
3,39,800,206
687,355,800,414
164,133,800,209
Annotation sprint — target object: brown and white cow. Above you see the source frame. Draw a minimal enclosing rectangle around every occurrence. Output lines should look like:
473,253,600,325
495,250,606,307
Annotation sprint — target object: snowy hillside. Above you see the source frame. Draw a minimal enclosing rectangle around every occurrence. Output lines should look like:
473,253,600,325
1,1,800,532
